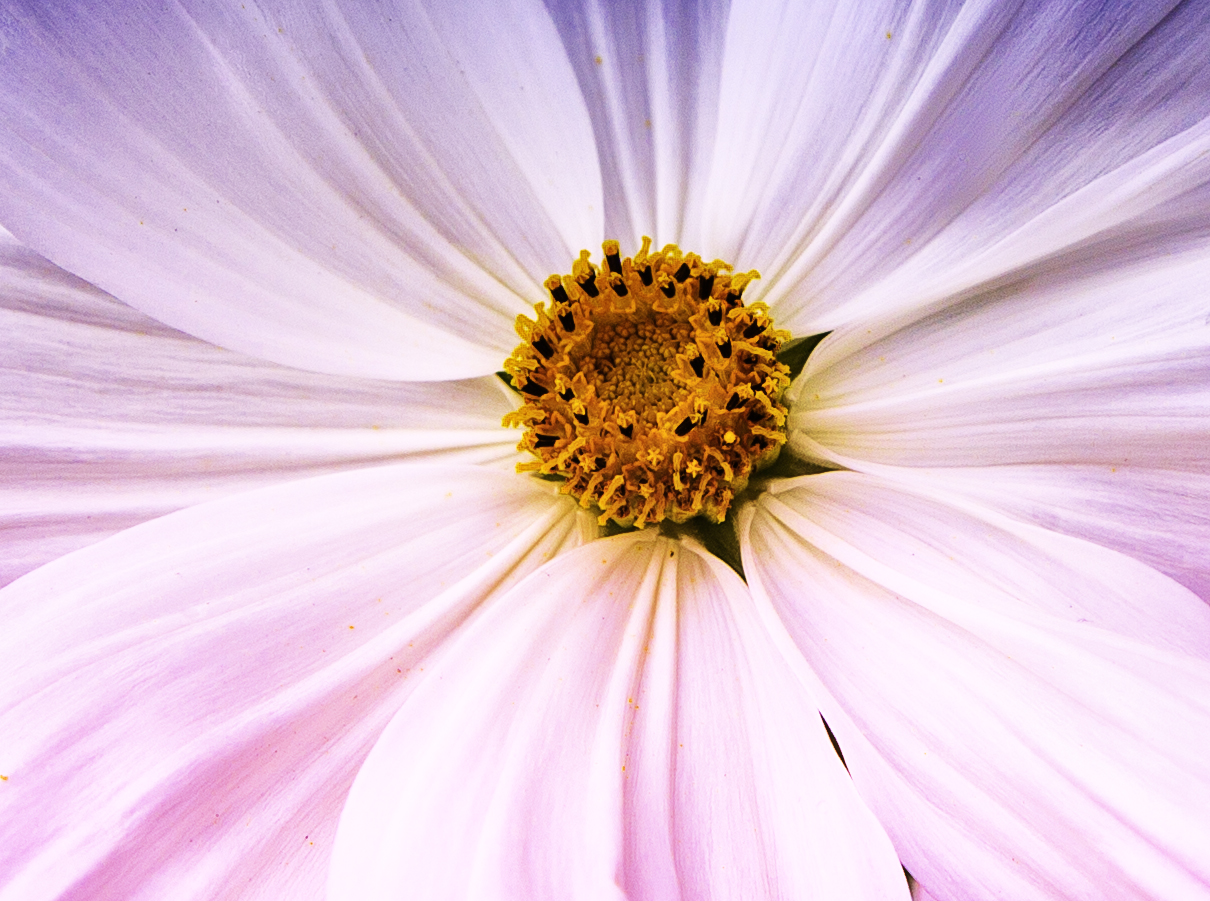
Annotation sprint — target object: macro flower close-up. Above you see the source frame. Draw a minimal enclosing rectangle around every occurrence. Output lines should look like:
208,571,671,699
3,1,1210,899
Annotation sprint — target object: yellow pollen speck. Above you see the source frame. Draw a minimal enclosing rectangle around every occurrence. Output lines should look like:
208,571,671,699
503,239,791,527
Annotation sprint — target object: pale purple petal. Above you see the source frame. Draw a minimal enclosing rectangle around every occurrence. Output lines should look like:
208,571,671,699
703,0,1210,336
0,0,602,378
742,472,1210,901
0,231,519,585
542,0,729,247
330,531,908,901
0,464,595,901
790,242,1210,472
695,0,952,268
903,464,1210,603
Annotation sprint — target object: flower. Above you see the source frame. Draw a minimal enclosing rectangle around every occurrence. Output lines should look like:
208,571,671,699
2,2,1210,900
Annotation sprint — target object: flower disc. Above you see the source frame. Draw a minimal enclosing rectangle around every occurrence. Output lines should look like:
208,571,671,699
505,240,790,527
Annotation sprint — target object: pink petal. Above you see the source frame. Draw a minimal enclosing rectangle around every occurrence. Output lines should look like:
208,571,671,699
330,531,908,901
742,471,1210,901
0,1,601,378
0,231,519,586
909,875,943,901
0,464,594,901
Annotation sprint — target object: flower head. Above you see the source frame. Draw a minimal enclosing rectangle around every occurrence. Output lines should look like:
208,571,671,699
1,2,1210,900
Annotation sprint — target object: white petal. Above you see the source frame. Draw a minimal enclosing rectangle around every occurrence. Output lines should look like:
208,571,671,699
0,233,520,585
0,464,595,901
899,464,1210,603
703,0,1209,336
543,0,729,247
754,470,1210,655
742,472,1210,901
0,0,602,378
790,242,1210,470
330,531,907,901
810,114,1210,365
697,0,951,269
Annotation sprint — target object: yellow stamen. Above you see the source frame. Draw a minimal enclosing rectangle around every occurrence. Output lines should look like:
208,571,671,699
504,240,791,527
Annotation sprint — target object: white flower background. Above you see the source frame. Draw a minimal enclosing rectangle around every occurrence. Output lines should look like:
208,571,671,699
1,1,1210,899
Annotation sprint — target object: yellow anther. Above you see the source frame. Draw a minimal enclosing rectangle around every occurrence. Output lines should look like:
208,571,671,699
555,436,587,469
572,249,594,281
634,235,653,265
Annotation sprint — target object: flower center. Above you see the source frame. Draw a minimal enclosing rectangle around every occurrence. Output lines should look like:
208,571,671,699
504,239,790,527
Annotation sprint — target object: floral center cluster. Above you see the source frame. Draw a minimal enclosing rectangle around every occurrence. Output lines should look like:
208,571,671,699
504,239,791,527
